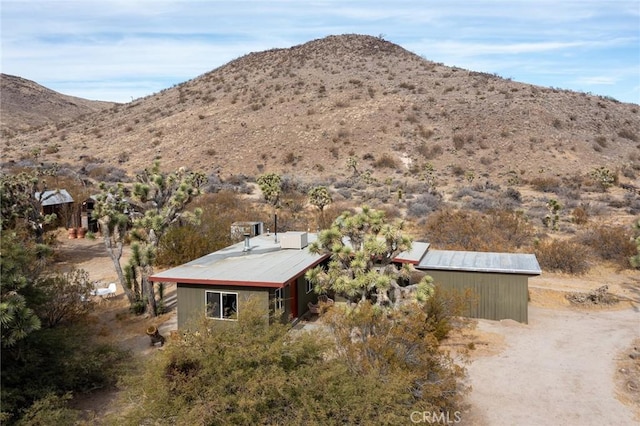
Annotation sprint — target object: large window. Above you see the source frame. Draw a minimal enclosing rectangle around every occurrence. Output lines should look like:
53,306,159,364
206,291,238,320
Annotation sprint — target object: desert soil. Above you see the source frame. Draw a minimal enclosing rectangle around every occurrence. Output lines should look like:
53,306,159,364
56,233,639,424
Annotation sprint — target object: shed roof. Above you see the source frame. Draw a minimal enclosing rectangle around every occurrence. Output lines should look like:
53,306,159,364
150,232,328,288
394,241,430,264
35,189,74,206
418,249,541,276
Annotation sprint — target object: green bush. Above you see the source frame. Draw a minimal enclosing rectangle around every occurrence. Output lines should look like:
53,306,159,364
1,323,128,423
156,191,253,266
115,299,466,425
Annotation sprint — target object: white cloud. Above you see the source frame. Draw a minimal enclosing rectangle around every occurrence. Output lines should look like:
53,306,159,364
1,0,638,103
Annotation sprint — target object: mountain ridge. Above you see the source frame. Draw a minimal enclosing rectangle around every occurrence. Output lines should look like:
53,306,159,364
2,34,638,188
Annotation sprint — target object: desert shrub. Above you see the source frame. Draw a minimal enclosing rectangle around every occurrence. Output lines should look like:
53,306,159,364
452,134,465,150
206,173,252,194
618,128,638,142
626,192,640,214
503,187,522,204
534,239,590,274
421,209,533,251
571,206,589,225
594,135,608,148
116,300,466,425
450,165,465,177
1,323,128,423
157,192,253,266
417,142,443,159
407,193,443,218
422,285,473,341
529,176,562,193
373,153,399,169
576,225,636,268
283,151,296,164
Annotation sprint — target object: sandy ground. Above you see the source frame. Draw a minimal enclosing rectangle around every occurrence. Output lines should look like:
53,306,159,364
462,305,639,425
55,233,640,424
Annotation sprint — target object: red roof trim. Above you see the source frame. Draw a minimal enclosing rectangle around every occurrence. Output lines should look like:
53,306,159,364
393,258,419,265
154,277,284,288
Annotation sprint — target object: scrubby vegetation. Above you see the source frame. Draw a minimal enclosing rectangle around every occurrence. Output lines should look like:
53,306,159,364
113,298,466,425
0,171,129,424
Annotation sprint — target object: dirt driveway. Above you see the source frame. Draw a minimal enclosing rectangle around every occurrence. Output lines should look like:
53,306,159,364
464,304,638,425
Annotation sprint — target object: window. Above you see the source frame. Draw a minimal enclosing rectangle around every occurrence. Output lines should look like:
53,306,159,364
305,279,313,294
206,291,238,320
275,287,284,311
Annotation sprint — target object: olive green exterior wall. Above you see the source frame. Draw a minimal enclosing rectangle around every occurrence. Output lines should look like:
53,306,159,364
177,283,270,329
297,275,317,317
271,276,316,323
425,270,529,323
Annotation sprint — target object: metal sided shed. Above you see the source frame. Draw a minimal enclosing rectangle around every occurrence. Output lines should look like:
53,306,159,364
417,250,541,323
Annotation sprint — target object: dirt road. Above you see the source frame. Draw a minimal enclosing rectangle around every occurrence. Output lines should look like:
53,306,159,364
465,305,639,425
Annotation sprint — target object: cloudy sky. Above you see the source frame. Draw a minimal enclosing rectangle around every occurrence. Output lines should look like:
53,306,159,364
2,0,638,104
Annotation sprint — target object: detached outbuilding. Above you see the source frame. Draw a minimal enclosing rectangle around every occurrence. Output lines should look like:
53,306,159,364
416,250,541,323
35,189,74,228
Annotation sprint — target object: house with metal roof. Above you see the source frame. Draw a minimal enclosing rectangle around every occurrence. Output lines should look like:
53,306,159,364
151,230,540,328
151,231,329,328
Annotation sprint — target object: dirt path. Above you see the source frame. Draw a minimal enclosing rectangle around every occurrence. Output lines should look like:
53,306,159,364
463,304,639,425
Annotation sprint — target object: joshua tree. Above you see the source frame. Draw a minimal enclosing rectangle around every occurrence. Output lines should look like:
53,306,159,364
93,183,136,305
128,162,205,315
95,162,204,315
306,206,433,308
308,186,332,228
257,172,282,234
543,198,562,231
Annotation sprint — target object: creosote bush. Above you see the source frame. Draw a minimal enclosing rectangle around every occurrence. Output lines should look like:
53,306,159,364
576,225,636,268
114,298,466,425
534,239,590,274
422,209,534,251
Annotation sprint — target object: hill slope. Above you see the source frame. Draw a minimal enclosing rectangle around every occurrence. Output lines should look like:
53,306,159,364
0,73,114,136
2,35,639,186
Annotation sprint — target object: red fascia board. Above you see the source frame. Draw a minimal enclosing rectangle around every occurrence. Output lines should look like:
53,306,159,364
152,277,284,288
393,258,419,265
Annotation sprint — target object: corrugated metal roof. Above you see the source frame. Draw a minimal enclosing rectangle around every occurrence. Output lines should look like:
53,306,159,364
418,249,541,276
35,189,74,206
394,241,430,264
151,232,328,288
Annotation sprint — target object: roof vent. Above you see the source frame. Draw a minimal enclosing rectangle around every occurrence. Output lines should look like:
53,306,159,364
280,232,308,250
242,233,251,252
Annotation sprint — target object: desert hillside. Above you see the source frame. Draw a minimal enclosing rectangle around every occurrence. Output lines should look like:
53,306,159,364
1,34,638,188
0,73,114,137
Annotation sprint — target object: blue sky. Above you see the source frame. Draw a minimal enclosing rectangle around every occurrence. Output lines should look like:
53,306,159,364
2,0,639,104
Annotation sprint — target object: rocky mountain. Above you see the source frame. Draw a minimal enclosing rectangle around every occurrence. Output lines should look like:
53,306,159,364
0,73,114,137
2,35,639,188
